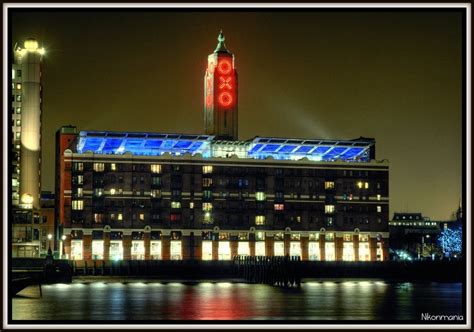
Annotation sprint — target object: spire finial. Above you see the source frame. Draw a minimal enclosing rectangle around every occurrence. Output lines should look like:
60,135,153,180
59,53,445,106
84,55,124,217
214,29,230,53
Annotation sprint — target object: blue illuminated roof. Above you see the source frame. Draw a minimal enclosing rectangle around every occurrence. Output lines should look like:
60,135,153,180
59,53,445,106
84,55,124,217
75,131,374,163
77,131,214,157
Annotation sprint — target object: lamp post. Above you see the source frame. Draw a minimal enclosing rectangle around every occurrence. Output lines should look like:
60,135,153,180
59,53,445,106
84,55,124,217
47,233,52,256
61,235,66,259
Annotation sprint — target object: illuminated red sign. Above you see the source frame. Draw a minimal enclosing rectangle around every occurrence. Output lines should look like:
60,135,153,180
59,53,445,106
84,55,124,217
216,58,235,108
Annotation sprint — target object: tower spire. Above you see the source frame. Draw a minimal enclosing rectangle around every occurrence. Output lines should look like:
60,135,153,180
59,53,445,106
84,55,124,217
214,29,230,53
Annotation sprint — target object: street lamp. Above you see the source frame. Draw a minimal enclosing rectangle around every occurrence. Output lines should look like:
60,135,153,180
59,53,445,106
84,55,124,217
47,233,52,256
61,235,66,259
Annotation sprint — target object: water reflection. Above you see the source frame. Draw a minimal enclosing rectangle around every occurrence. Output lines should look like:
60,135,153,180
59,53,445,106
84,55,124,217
13,280,462,321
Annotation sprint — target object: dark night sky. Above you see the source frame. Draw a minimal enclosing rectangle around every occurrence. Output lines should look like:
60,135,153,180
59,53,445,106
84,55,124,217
11,9,464,220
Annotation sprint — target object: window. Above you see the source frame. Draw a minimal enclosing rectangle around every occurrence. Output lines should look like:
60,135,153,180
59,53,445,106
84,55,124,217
16,95,21,102
15,132,21,139
255,231,265,241
357,181,363,189
325,233,334,241
203,202,213,211
76,188,83,197
255,241,265,256
296,216,301,223
290,241,302,258
109,240,123,260
326,216,334,226
72,200,83,210
202,240,213,260
359,242,370,261
218,241,231,260
110,213,116,221
110,163,116,171
16,119,21,126
377,194,381,201
16,83,22,90
16,107,21,114
151,189,161,198
150,240,162,259
364,182,369,189
237,241,250,256
325,205,335,213
171,201,181,209
343,242,355,261
324,181,335,189
203,212,213,223
308,242,321,261
151,177,161,186
150,164,162,173
274,241,285,256
255,215,265,225
92,240,104,260
16,69,21,77
377,206,382,213
203,165,213,174
343,233,352,241
139,213,145,221
93,213,103,223
274,204,284,211
309,233,320,241
131,241,145,260
117,213,123,221
290,233,301,241
203,178,212,187
325,242,336,261
170,240,182,260
70,240,83,260
359,234,369,242
74,162,83,171
170,214,181,222
377,182,381,189
93,163,105,172
255,192,266,201
94,188,104,197
275,192,284,199
110,188,116,195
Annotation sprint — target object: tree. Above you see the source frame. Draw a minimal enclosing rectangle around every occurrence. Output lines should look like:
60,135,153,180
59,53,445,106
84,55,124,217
438,225,462,258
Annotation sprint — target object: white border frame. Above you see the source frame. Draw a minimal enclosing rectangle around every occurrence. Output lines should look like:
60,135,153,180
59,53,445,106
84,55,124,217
3,2,471,330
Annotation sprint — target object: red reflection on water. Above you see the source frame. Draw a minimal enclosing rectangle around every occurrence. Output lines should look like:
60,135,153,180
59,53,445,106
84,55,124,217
172,284,255,320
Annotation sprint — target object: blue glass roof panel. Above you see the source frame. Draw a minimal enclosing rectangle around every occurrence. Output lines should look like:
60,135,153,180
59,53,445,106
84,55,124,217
248,144,264,153
294,146,313,154
261,144,281,153
312,146,332,155
340,147,365,158
144,140,163,148
173,140,193,149
278,145,298,153
82,138,103,152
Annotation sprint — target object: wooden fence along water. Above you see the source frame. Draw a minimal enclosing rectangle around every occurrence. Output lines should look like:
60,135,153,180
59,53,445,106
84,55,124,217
234,256,301,287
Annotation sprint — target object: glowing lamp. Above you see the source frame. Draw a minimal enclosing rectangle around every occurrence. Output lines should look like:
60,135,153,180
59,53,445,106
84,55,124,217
21,193,34,204
24,38,38,51
47,234,53,240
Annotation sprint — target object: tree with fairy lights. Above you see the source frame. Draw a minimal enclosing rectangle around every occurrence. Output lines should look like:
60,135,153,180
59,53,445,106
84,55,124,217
438,225,462,258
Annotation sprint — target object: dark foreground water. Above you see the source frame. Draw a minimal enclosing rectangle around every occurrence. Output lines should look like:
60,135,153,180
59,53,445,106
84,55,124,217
12,279,463,321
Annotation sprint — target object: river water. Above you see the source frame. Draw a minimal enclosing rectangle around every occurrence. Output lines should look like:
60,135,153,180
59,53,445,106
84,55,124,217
12,279,463,321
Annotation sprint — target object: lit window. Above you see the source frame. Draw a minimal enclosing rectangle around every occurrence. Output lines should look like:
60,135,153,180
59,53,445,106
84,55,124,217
16,119,21,126
309,233,320,241
12,69,15,79
15,144,20,150
150,240,162,259
203,202,213,211
170,240,182,260
110,213,116,221
343,242,355,261
117,213,123,221
325,233,334,241
74,162,84,171
70,240,83,260
377,194,381,201
290,233,301,241
377,206,382,213
202,240,213,260
110,188,116,195
94,213,103,223
308,242,321,261
377,182,381,189
203,211,213,223
255,241,265,256
110,163,116,171
139,213,145,221
16,95,21,102
325,205,335,213
203,178,212,187
16,83,22,90
171,201,181,209
151,164,162,174
203,165,213,174
218,241,231,260
359,234,369,242
359,242,370,261
72,200,83,210
151,189,161,198
290,241,302,258
274,204,284,211
364,182,369,189
343,233,352,241
237,241,250,256
274,241,285,256
93,163,104,172
357,181,363,189
324,181,335,189
325,242,336,261
296,216,301,223
255,192,266,201
255,231,265,241
151,177,161,186
190,202,194,209
16,107,21,114
92,240,104,260
94,188,103,197
15,132,21,139
110,240,123,261
255,215,265,225
76,188,83,197
131,241,145,260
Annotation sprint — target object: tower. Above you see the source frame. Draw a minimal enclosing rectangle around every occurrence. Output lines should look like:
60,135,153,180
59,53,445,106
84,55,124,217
12,38,45,210
204,31,238,140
